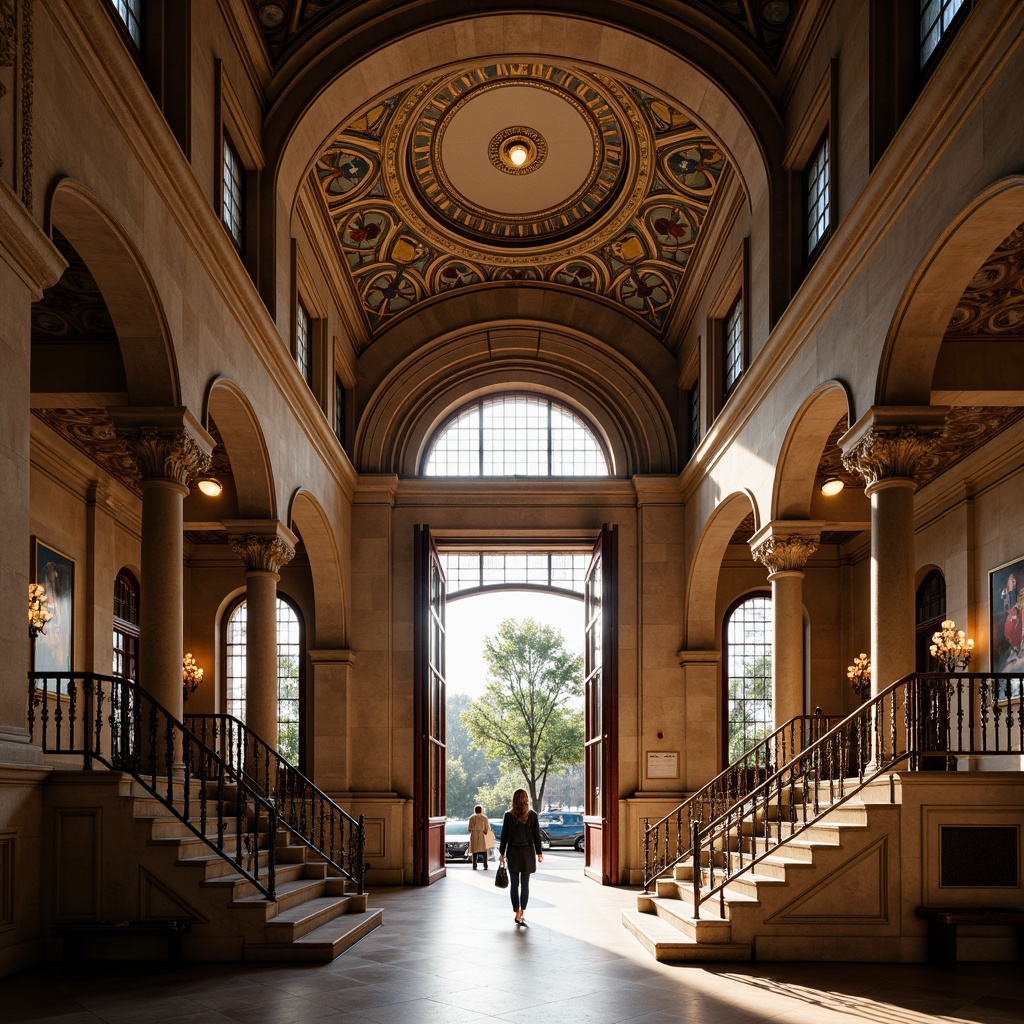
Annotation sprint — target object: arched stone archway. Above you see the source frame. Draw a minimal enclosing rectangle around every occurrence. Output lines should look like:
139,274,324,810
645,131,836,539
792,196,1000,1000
288,489,347,649
204,377,276,520
355,322,677,476
48,180,178,407
684,490,760,652
878,175,1024,407
262,8,781,327
773,381,852,521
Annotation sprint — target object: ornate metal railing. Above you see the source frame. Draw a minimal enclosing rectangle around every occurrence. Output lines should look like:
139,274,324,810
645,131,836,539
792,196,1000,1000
691,673,1023,918
185,713,365,895
28,672,277,899
642,713,843,891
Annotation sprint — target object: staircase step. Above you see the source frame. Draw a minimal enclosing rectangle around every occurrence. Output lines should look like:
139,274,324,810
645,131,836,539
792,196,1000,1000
621,910,751,963
263,894,353,942
245,909,384,962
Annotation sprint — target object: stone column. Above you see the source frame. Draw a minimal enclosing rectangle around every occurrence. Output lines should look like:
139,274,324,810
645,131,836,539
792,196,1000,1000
114,411,213,720
842,409,946,694
750,525,820,729
227,524,296,749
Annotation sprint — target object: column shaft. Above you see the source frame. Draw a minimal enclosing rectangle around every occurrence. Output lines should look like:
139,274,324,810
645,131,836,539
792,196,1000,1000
245,569,280,746
771,570,806,727
139,478,188,717
869,478,918,692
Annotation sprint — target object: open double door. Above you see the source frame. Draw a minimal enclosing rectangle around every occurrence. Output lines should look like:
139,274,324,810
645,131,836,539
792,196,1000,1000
413,525,618,886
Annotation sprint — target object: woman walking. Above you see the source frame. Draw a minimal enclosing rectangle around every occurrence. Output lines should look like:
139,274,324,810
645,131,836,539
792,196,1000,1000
498,789,544,926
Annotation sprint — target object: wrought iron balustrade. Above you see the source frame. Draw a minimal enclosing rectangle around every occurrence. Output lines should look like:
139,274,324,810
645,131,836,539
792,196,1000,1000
642,713,842,891
690,673,1022,918
185,713,365,894
28,672,277,900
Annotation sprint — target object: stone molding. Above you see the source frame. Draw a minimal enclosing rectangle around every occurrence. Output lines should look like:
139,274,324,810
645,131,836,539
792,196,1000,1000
751,533,819,575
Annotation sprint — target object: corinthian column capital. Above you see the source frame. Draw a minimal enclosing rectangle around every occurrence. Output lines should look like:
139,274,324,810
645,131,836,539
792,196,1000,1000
226,520,298,574
840,406,947,489
750,522,821,576
110,407,214,487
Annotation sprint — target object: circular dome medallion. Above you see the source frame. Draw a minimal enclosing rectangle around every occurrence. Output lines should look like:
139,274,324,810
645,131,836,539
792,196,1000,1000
404,65,630,248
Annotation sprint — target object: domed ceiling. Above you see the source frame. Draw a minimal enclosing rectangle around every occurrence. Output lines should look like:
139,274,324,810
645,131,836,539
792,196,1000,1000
312,63,727,341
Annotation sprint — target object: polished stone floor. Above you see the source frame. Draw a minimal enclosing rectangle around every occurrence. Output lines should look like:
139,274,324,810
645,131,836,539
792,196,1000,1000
5,849,1023,1023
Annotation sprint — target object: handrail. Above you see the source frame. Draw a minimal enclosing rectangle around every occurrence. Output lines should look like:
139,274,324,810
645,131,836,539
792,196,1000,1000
692,672,1023,918
185,713,365,895
641,713,842,891
28,672,277,900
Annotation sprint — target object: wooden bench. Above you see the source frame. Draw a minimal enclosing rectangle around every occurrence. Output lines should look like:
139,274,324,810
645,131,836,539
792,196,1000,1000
54,919,192,966
915,906,1024,969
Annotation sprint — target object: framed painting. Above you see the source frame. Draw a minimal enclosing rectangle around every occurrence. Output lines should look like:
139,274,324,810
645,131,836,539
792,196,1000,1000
32,538,75,674
989,555,1024,675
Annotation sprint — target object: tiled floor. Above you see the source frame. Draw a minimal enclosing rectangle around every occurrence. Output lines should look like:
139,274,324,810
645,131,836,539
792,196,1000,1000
6,850,1023,1023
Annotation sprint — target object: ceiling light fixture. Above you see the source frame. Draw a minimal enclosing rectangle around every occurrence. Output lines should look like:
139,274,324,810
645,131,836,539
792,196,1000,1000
508,144,529,167
489,127,547,175
196,477,223,497
820,477,844,496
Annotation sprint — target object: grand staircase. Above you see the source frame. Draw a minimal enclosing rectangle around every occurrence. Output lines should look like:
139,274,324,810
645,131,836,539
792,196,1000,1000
625,673,1024,963
29,672,381,963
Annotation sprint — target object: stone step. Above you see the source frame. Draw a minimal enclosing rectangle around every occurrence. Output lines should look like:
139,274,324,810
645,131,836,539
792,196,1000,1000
621,910,751,963
263,893,353,943
245,909,384,962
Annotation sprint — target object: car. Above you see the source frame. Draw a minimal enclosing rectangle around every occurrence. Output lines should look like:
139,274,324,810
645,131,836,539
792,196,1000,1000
538,811,585,851
444,819,472,861
445,818,498,862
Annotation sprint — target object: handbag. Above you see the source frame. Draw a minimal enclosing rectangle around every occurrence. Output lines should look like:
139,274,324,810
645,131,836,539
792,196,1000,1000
494,863,509,889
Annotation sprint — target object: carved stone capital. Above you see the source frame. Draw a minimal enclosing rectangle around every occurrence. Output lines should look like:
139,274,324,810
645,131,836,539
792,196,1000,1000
751,534,819,575
118,426,212,486
841,423,945,488
229,533,296,574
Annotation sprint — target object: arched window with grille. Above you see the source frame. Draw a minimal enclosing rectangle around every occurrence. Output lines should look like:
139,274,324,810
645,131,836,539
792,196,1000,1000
422,394,609,476
224,595,304,765
112,569,139,680
723,594,773,766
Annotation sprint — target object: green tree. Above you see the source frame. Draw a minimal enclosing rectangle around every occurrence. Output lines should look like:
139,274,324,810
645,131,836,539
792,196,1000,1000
462,618,583,811
727,653,772,763
446,692,500,816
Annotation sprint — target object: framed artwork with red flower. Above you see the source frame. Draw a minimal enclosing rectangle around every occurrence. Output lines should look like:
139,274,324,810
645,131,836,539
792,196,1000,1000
989,555,1024,674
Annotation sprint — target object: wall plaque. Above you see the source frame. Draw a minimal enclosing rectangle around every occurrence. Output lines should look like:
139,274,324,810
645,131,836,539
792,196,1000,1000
646,751,678,779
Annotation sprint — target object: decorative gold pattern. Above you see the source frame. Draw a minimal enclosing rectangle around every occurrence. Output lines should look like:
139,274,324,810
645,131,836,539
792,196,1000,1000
229,534,295,574
946,223,1024,336
488,126,547,175
751,534,820,575
117,426,212,487
314,66,726,342
841,424,945,488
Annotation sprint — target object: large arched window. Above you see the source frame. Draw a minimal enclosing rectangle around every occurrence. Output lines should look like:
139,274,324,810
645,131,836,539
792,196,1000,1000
224,596,303,764
915,569,946,672
422,394,609,476
724,594,773,765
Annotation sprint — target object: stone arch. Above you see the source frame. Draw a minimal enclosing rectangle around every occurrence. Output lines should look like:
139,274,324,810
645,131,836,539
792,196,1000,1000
288,489,347,649
204,377,276,519
878,175,1024,406
262,8,780,322
684,490,761,650
773,380,852,520
47,179,178,406
355,323,677,476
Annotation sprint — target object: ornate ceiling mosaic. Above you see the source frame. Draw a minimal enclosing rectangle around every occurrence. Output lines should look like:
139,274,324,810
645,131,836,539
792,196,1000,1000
313,63,727,340
946,222,1024,337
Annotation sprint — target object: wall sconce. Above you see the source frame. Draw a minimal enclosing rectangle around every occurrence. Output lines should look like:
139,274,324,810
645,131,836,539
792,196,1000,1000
820,477,844,496
196,477,223,497
182,652,204,701
28,583,52,639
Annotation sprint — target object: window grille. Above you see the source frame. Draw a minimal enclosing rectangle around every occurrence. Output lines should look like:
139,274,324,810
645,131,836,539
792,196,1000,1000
222,135,244,250
805,134,831,256
919,0,966,68
112,0,142,47
725,595,773,763
723,297,743,395
296,302,312,386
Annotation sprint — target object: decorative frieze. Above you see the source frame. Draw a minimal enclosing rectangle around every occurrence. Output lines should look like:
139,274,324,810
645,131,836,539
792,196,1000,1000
229,534,296,574
841,424,944,488
117,426,212,486
751,534,819,575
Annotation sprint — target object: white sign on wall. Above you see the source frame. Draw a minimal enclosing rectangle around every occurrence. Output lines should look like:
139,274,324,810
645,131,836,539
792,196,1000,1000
646,751,679,779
